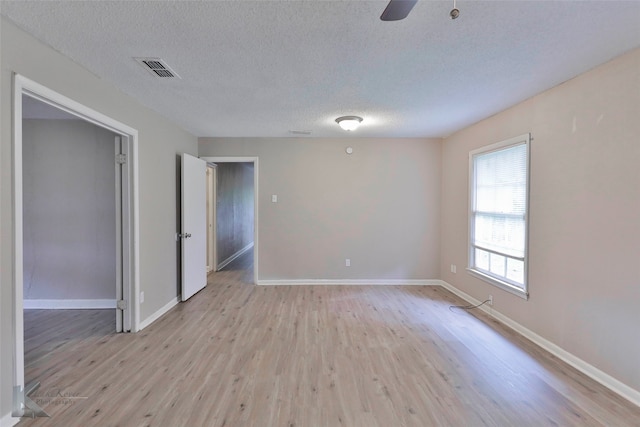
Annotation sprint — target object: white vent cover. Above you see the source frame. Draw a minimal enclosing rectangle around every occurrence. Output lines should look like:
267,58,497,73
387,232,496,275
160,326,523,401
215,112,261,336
134,57,181,79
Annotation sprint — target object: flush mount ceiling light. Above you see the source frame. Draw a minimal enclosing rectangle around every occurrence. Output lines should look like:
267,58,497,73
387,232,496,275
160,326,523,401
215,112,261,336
335,116,363,131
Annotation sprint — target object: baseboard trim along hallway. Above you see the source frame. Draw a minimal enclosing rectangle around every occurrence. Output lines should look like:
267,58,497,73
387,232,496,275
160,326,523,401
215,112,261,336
217,242,254,271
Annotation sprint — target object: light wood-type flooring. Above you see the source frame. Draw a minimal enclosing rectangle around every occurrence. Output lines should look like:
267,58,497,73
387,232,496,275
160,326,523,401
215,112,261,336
18,253,640,426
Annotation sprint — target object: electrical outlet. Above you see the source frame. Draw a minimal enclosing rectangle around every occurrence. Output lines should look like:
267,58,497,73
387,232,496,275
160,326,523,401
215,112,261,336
140,291,145,303
450,264,457,273
345,258,351,267
488,294,493,306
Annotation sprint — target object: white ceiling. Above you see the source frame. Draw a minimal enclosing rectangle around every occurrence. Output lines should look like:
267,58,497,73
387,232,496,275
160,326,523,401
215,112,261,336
2,1,639,138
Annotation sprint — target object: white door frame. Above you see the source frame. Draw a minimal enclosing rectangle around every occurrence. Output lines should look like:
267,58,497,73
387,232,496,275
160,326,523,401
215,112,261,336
206,164,218,273
200,157,258,285
12,74,140,389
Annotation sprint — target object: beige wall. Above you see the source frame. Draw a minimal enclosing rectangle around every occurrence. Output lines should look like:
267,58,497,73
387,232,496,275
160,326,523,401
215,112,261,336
199,138,442,281
1,17,198,419
440,48,640,392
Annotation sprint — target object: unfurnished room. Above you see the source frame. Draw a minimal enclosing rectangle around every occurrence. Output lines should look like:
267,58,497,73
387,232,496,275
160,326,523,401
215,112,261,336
1,1,639,426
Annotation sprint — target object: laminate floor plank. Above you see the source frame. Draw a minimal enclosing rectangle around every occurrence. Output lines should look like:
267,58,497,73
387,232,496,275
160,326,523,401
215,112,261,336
18,254,640,426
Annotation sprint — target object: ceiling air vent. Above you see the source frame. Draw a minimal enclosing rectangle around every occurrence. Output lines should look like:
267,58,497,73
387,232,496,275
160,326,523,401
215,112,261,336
134,57,181,79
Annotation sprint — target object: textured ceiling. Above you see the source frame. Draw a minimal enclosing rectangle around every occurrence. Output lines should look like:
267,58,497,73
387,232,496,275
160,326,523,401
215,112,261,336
2,1,640,138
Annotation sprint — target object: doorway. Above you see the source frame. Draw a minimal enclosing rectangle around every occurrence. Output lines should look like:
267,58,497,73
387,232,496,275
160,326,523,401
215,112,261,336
201,157,258,284
22,96,119,309
12,75,139,390
21,96,120,386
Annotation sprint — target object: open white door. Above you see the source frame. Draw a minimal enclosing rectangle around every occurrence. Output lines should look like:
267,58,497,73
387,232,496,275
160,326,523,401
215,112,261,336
181,153,207,301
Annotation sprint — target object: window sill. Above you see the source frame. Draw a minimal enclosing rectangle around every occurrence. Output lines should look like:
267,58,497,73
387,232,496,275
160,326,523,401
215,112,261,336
466,268,529,300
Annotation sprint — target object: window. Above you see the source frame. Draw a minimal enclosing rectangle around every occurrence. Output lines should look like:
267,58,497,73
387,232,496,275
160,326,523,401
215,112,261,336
469,134,530,299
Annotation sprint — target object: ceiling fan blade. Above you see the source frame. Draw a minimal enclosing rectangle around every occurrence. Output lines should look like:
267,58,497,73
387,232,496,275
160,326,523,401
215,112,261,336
380,0,418,21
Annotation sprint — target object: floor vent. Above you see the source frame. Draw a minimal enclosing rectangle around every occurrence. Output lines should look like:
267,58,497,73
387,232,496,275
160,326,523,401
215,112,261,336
134,57,181,79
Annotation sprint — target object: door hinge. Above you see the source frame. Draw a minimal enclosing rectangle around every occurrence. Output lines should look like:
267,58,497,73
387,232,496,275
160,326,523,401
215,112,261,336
117,299,127,310
116,153,127,164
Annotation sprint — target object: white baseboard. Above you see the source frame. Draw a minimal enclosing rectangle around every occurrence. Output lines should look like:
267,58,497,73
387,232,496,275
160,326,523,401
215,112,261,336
439,280,640,408
23,299,116,309
257,279,440,286
217,242,253,271
0,412,19,427
139,297,180,330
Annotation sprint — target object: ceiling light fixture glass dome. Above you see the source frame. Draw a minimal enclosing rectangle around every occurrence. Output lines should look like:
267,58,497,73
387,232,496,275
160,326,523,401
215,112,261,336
335,116,363,131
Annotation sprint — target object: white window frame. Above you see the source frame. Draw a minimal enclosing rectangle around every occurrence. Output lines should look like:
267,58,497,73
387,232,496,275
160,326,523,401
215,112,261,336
468,133,530,300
